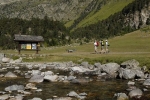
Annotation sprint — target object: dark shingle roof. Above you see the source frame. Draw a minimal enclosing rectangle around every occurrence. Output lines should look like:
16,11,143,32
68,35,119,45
14,34,44,42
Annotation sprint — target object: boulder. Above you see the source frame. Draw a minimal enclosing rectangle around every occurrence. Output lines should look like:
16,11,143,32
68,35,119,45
121,59,139,69
29,75,44,83
41,71,54,76
81,62,89,68
4,71,17,78
135,69,145,79
25,83,37,90
67,76,76,81
101,63,120,77
143,79,150,86
0,94,10,100
67,91,79,97
0,53,5,62
70,66,88,73
114,93,129,100
2,57,10,63
5,85,24,91
128,88,143,98
119,69,136,79
31,70,41,75
44,75,58,82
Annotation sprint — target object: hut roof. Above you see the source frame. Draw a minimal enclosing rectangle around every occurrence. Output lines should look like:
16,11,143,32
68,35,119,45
14,34,44,42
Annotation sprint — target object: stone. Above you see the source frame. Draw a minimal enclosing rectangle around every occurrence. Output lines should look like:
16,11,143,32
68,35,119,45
101,63,120,77
2,57,10,63
0,94,10,100
44,75,58,82
143,79,150,86
0,53,5,62
29,75,44,83
4,71,17,78
121,59,139,69
128,88,143,98
67,91,79,97
5,85,24,91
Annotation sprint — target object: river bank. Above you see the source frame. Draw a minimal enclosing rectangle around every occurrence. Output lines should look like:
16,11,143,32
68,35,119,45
0,54,150,100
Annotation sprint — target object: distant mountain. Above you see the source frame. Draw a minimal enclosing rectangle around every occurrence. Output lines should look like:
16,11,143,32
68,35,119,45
0,0,149,31
0,0,93,21
0,0,134,28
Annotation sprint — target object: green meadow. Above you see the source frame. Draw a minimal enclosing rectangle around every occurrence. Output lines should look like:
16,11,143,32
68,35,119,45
1,28,150,68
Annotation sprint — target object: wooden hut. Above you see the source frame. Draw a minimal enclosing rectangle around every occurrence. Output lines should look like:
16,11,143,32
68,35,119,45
14,34,44,54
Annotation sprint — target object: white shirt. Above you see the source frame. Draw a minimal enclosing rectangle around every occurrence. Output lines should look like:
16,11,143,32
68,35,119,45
94,42,97,46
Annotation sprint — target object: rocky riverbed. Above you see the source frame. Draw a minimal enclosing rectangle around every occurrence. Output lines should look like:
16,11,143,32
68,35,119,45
0,53,150,100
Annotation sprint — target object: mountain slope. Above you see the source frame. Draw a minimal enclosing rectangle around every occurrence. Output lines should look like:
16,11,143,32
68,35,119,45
0,0,135,29
0,0,93,21
76,0,135,28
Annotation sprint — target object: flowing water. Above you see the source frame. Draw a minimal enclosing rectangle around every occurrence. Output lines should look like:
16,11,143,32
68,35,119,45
0,65,150,100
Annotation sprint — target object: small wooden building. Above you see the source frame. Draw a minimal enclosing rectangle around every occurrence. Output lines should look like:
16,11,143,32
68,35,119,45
14,34,44,54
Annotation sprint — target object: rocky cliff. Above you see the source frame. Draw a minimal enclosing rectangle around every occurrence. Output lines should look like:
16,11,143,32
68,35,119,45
0,0,93,21
0,0,149,30
124,2,150,29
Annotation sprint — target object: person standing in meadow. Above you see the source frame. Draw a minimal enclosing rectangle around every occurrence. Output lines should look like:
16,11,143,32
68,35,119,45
100,40,104,51
105,39,109,53
94,40,98,53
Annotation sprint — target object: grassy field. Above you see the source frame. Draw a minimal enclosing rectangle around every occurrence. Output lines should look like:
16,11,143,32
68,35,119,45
1,28,150,68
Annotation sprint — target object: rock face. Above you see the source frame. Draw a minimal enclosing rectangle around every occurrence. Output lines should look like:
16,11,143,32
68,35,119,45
124,2,150,29
0,0,149,30
0,0,93,21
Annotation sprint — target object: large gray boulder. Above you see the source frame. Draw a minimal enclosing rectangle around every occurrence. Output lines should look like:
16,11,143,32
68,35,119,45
0,94,10,100
118,68,145,79
5,85,24,91
114,93,129,100
31,70,41,75
70,66,90,73
120,69,136,79
25,83,37,90
44,75,58,82
101,63,120,77
0,53,5,62
1,57,10,63
41,71,54,76
128,88,143,98
135,69,145,79
81,62,89,68
121,59,139,69
94,62,102,71
67,91,79,97
29,75,44,83
4,71,17,78
143,79,150,86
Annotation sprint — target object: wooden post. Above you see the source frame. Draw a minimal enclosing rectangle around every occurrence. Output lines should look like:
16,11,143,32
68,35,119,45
18,42,21,54
36,42,40,54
